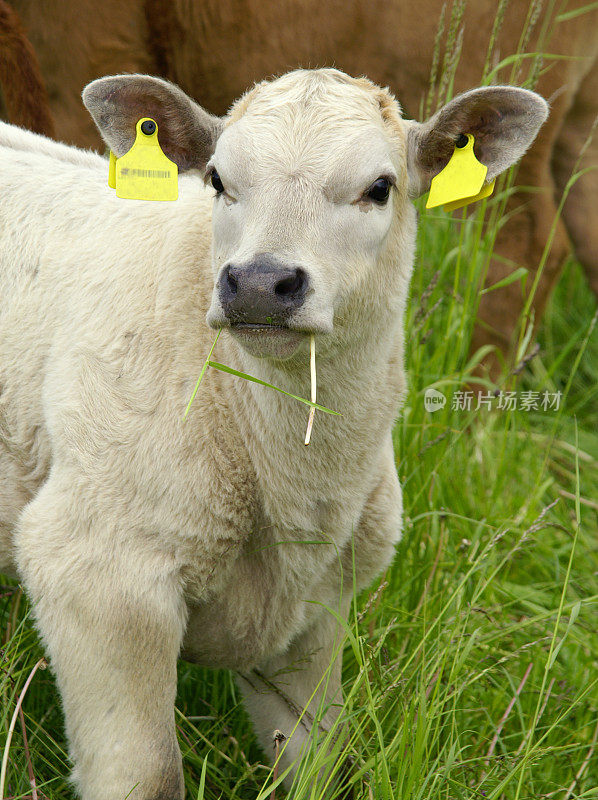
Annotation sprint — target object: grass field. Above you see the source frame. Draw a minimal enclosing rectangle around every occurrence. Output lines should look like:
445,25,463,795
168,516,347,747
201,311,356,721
1,10,598,800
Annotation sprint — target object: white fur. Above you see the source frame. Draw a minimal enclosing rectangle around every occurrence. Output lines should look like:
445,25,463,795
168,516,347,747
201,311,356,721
0,69,545,800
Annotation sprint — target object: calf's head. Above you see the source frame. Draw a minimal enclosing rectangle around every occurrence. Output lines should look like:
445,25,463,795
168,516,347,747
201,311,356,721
84,70,547,360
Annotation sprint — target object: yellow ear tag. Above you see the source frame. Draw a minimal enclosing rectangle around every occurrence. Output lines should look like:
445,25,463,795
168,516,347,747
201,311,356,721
108,150,117,189
115,118,178,201
426,134,493,211
442,177,495,212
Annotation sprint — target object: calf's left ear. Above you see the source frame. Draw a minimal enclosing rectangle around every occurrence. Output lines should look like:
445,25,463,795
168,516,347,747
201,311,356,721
82,74,223,171
406,86,549,197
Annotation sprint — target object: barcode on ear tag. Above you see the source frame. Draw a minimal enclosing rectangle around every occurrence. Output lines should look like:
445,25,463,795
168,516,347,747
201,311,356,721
115,117,178,201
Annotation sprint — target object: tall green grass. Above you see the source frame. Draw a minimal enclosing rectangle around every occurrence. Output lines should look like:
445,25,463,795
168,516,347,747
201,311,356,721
1,2,597,798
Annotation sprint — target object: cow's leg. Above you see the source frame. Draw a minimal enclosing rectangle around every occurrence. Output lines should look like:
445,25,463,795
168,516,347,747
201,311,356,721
552,56,598,299
15,468,186,800
238,599,350,789
239,445,401,790
470,105,572,382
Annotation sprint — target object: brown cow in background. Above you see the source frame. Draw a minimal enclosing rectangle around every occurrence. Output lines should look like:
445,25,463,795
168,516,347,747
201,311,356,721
0,0,54,136
2,0,597,381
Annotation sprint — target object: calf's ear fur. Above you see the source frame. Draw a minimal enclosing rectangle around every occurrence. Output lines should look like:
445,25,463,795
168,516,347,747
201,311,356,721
406,86,549,197
82,74,223,171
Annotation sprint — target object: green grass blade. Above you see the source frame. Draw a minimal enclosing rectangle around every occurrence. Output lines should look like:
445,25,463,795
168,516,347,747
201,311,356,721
183,329,222,419
196,755,208,800
479,266,528,295
207,361,340,415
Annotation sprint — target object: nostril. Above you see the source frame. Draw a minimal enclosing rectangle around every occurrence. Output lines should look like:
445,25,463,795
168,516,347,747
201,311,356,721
275,269,306,298
226,269,238,295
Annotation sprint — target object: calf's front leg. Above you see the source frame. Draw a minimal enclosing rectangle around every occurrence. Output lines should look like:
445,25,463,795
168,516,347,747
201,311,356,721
16,469,187,800
238,598,350,790
239,446,403,789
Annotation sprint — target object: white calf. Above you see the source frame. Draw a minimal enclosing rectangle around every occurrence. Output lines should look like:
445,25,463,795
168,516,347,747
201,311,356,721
0,68,547,800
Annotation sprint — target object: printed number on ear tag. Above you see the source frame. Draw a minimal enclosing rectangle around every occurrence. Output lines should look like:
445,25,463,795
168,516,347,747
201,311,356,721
426,133,494,211
111,118,178,201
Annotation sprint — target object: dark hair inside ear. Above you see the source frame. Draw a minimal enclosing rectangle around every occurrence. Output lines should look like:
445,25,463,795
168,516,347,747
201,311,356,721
83,74,223,172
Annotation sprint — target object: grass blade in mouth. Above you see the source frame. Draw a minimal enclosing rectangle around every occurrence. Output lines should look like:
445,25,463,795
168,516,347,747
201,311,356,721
208,360,338,415
183,329,222,419
184,328,339,419
305,334,316,445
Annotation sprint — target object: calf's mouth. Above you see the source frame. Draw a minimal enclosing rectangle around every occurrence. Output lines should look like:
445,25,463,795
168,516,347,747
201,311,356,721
227,320,307,360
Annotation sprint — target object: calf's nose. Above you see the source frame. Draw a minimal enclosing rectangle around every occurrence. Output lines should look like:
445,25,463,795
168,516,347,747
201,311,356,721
218,258,308,324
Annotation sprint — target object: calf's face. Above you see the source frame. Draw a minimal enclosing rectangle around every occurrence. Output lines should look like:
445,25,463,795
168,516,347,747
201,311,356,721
204,72,407,359
83,69,548,360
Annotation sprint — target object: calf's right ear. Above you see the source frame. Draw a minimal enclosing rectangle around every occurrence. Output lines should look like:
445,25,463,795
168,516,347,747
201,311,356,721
82,74,223,171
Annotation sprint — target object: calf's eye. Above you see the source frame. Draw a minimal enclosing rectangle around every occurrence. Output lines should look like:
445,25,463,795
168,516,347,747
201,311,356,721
365,177,392,204
211,169,224,194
